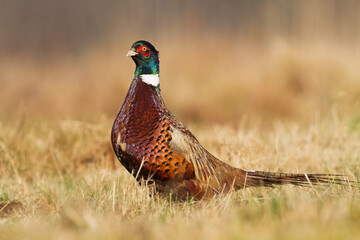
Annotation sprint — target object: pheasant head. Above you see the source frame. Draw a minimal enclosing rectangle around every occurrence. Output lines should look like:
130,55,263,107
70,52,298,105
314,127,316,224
126,40,160,85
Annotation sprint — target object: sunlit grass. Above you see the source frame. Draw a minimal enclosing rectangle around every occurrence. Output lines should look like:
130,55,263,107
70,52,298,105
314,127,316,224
0,116,359,239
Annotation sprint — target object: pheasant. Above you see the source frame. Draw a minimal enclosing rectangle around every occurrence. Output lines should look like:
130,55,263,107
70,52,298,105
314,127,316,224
111,40,349,200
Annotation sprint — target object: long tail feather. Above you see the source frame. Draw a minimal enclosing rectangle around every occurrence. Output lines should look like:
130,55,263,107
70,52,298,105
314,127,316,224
240,169,355,188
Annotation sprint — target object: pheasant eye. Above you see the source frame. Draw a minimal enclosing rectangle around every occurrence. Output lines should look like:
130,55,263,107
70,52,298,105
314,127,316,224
136,45,150,57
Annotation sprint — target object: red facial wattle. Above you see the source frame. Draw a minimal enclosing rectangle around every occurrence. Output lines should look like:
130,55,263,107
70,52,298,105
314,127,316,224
136,45,150,57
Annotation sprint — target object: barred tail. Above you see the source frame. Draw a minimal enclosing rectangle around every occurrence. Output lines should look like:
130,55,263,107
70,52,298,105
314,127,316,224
239,169,354,188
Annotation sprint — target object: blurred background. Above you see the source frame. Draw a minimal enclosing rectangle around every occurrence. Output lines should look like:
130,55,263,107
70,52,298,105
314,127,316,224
1,0,360,124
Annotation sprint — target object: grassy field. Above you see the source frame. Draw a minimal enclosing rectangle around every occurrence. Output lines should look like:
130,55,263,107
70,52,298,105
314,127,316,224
1,10,360,238
0,115,359,240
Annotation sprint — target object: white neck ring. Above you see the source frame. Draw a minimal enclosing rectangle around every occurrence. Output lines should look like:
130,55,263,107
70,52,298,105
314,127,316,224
140,74,159,86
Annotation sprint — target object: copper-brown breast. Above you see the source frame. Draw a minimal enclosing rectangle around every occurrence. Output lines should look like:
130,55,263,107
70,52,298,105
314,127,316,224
111,79,195,186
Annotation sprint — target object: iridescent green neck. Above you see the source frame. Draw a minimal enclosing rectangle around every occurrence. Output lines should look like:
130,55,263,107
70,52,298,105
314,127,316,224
134,59,159,76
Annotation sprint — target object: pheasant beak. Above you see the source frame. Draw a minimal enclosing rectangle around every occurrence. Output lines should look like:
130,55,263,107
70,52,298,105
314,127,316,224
126,48,138,58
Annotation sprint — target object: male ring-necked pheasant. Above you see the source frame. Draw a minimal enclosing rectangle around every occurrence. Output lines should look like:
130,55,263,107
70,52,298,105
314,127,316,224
111,40,348,200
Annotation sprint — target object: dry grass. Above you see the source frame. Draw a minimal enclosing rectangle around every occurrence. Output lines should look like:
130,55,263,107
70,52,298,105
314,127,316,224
0,115,359,240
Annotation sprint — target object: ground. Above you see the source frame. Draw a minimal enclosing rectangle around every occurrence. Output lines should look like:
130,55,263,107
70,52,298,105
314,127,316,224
0,116,359,240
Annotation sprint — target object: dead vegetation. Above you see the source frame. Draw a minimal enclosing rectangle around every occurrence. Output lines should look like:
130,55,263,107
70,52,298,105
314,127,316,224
0,113,359,239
